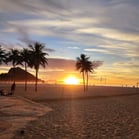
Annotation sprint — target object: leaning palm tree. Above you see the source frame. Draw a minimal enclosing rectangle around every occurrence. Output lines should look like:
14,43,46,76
7,48,22,84
20,48,31,91
0,45,7,65
29,42,48,92
76,54,93,92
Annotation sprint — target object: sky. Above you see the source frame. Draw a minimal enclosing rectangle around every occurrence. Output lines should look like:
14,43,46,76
0,0,139,86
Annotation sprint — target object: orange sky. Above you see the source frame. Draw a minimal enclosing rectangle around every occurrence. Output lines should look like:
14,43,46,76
0,1,139,87
0,57,138,87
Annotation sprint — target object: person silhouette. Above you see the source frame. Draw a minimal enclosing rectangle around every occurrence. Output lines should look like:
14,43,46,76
11,83,16,95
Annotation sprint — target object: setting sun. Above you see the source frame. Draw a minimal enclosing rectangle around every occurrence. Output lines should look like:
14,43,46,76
64,76,79,85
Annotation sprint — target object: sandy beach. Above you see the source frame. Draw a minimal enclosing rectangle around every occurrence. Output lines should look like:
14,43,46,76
0,95,51,139
1,83,138,100
0,84,139,138
1,0,139,138
13,93,139,139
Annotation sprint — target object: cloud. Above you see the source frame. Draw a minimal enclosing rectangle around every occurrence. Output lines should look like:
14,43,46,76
67,46,80,50
45,48,55,52
17,27,34,45
76,27,139,43
0,42,23,50
114,61,139,69
0,0,139,84
7,26,55,52
46,58,103,73
92,61,103,69
47,58,75,70
84,48,110,54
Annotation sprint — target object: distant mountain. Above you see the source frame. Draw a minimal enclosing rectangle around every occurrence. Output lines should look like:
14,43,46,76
0,67,43,82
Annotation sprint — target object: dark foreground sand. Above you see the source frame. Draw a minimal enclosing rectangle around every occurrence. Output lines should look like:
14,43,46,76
0,96,51,139
12,94,139,139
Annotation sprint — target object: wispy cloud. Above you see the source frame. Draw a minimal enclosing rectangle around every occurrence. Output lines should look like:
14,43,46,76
84,48,110,54
0,0,139,85
67,46,80,50
47,58,75,70
76,27,139,43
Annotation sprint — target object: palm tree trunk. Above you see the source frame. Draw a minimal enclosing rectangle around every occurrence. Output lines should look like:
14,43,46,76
25,62,27,91
82,71,85,92
86,72,88,92
35,68,38,92
13,65,16,84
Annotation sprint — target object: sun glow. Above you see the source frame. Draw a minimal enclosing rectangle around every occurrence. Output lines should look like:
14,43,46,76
64,76,79,85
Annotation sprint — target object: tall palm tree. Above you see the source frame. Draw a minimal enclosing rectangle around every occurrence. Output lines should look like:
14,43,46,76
76,54,93,92
7,48,22,83
76,54,103,92
20,48,31,91
29,42,48,92
0,45,7,65
85,60,93,91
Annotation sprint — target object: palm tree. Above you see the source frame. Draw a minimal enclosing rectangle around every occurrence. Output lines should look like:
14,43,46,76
76,54,93,92
76,54,103,92
20,48,31,91
76,54,91,92
85,60,93,91
29,42,48,92
7,48,22,83
0,45,7,65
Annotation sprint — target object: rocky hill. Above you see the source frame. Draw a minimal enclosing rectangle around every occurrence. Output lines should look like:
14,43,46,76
0,67,43,82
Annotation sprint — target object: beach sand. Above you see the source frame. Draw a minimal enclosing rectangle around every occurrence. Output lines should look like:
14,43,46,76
0,95,51,139
0,84,139,138
13,94,139,139
1,83,138,100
